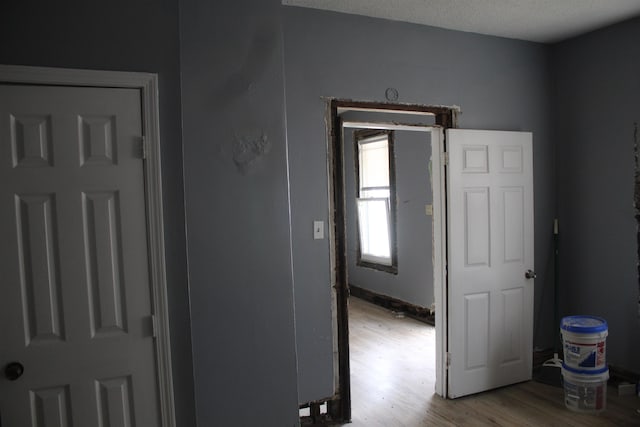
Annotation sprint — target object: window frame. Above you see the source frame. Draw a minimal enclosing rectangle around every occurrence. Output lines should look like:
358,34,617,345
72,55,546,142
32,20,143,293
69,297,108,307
353,129,398,274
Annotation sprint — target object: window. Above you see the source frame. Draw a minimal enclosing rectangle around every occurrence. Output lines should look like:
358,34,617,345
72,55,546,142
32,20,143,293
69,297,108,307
355,130,397,273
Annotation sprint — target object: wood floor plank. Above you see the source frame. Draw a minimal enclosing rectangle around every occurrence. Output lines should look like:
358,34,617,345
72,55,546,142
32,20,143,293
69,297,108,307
344,296,640,426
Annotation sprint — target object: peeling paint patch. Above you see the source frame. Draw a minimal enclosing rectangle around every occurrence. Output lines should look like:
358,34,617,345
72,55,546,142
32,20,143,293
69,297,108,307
232,130,271,174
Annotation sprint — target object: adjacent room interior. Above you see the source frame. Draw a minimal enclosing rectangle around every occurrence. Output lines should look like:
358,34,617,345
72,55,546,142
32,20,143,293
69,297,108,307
344,112,438,424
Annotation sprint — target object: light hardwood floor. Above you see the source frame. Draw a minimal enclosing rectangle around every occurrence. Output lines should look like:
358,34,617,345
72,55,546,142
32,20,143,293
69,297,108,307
345,296,640,426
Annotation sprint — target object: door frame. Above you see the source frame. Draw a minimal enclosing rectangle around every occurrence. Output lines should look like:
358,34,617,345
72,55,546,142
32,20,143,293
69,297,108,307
0,64,176,427
325,99,457,422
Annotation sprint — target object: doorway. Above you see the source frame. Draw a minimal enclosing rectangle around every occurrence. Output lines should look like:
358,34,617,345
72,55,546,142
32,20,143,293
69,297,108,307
326,100,455,422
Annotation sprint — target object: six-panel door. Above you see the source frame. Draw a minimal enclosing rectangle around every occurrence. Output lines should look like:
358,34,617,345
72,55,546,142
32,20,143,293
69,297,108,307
446,129,534,398
0,85,161,426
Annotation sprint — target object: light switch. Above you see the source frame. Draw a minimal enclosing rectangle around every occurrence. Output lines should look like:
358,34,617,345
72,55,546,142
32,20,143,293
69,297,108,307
313,220,324,240
425,204,433,216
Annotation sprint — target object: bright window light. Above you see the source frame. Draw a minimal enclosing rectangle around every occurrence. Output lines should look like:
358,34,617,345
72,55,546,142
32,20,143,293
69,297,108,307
356,131,396,271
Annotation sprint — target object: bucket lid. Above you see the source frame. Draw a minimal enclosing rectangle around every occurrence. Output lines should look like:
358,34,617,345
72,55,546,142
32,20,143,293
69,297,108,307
560,315,608,333
562,362,609,376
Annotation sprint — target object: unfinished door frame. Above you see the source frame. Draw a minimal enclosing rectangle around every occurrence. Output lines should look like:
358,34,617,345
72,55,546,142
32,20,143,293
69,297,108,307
326,99,457,422
0,64,176,427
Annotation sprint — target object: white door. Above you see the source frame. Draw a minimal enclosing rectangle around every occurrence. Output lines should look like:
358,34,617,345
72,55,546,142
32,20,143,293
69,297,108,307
0,85,161,425
446,129,534,398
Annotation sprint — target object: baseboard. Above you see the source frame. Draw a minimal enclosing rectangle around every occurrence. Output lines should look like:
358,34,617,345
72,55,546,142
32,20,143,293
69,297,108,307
349,285,435,325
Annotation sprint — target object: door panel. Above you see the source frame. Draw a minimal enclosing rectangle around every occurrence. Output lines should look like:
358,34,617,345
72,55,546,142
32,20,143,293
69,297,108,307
464,292,490,370
96,376,135,427
0,85,160,426
503,187,524,263
447,129,534,398
463,187,490,266
83,190,127,337
16,192,65,345
30,385,72,427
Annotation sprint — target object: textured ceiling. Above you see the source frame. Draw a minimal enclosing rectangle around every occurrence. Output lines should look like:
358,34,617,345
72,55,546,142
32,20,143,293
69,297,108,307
282,0,640,43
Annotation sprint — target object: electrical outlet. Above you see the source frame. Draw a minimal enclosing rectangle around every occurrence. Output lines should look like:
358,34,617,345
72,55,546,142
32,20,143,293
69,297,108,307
425,204,433,216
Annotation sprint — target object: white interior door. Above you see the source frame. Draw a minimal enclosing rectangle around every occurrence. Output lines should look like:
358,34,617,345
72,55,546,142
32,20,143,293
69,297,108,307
446,129,534,398
0,85,161,425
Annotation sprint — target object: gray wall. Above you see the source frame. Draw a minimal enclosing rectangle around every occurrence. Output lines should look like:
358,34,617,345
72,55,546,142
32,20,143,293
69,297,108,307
283,6,556,404
553,17,640,373
345,127,434,308
0,2,195,426
179,0,300,425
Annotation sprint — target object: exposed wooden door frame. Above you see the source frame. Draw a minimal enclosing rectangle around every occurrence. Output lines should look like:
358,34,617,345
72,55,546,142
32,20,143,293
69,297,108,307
325,99,457,422
0,64,176,427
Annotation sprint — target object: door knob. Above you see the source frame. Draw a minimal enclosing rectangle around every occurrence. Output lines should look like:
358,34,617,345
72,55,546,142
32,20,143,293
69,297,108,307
525,270,537,279
4,362,24,381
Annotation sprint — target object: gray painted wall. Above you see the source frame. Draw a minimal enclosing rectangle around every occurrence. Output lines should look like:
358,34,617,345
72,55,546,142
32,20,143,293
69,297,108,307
283,6,556,403
179,1,300,425
553,17,640,373
345,127,434,308
0,2,195,426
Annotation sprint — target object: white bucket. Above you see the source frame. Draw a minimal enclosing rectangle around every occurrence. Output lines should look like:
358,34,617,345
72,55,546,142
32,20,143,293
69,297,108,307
560,315,608,371
561,365,609,413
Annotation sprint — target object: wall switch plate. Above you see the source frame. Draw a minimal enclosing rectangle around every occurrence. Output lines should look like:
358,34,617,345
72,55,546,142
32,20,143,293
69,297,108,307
313,221,324,240
425,204,433,216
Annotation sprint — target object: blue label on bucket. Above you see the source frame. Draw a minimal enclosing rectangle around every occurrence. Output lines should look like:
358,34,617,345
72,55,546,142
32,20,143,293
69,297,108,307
561,315,608,333
562,362,608,376
579,352,596,368
561,330,607,370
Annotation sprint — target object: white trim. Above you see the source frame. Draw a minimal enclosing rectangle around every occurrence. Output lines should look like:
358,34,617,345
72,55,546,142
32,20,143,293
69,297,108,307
430,128,447,398
343,121,435,132
337,106,435,116
0,64,158,89
0,64,176,427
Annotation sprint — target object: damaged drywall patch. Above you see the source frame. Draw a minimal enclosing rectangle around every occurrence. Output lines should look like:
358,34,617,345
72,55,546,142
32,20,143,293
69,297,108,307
635,122,640,315
232,129,271,175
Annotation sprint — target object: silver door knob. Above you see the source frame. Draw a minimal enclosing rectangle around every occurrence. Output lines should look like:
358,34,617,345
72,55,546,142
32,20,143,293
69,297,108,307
525,270,537,279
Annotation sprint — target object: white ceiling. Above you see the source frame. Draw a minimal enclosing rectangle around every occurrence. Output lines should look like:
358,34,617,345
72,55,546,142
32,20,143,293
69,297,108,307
282,0,640,43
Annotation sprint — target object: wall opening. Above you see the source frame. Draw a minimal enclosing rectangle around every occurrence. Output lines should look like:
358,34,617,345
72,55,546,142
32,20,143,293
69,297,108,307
312,99,456,424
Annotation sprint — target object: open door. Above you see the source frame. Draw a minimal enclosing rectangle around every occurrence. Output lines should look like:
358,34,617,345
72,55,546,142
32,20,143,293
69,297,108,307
446,129,534,398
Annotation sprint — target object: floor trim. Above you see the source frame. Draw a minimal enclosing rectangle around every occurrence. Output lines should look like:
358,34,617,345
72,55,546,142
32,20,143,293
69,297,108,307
349,286,434,325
